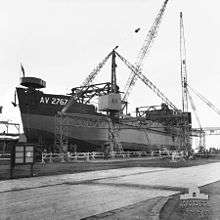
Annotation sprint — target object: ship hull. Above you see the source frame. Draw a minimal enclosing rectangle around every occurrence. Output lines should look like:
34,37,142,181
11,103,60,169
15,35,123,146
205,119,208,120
20,112,180,151
17,87,180,152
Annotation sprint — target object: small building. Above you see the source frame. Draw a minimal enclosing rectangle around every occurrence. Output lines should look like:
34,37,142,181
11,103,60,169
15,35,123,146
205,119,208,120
0,134,19,154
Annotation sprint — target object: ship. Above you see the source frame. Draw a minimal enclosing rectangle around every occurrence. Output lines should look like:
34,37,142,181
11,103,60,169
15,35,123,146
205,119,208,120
15,0,194,153
16,50,191,153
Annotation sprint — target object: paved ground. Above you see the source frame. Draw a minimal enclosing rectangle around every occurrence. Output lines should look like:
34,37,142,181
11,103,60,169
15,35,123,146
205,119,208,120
0,167,167,193
0,162,220,219
96,162,220,189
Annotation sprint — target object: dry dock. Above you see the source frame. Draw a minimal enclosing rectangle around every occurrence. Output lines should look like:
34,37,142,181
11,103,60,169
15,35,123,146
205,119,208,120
0,162,220,219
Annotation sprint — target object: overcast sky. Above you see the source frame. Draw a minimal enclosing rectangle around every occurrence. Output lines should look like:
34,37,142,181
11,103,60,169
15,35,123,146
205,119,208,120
0,0,220,148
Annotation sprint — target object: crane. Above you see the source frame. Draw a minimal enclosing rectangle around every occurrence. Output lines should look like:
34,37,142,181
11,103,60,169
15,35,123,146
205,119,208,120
179,12,192,151
123,0,169,103
57,49,123,154
180,12,188,112
179,12,204,150
179,13,220,151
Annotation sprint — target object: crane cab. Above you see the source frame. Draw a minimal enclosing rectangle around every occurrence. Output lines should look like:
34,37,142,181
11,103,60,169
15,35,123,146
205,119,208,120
98,93,121,111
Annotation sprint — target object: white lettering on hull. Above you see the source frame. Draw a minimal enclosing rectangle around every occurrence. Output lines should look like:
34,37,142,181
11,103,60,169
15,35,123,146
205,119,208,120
40,97,45,103
40,97,69,105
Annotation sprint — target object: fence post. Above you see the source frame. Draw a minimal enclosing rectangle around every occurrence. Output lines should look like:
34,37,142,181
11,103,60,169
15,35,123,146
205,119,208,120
67,151,70,162
86,152,90,161
41,153,44,164
49,152,53,163
60,152,65,162
41,152,46,166
151,151,154,157
91,152,95,160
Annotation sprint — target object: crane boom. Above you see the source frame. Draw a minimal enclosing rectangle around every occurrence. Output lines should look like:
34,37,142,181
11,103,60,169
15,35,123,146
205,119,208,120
180,12,188,112
62,51,112,114
123,0,169,102
188,91,202,128
188,85,220,116
115,51,179,112
81,51,112,87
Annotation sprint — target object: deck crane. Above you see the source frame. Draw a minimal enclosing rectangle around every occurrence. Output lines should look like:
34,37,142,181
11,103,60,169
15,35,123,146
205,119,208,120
123,0,169,104
57,49,123,154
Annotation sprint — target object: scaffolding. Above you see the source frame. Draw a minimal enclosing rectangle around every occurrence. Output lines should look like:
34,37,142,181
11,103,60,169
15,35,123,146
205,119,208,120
54,113,68,153
54,112,124,156
107,117,123,154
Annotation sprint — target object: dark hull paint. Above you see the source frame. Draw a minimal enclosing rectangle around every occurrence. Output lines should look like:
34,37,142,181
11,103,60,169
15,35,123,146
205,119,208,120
17,87,180,151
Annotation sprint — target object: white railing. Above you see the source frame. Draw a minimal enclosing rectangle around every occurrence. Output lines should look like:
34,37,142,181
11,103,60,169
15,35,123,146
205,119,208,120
41,150,156,164
0,153,10,160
